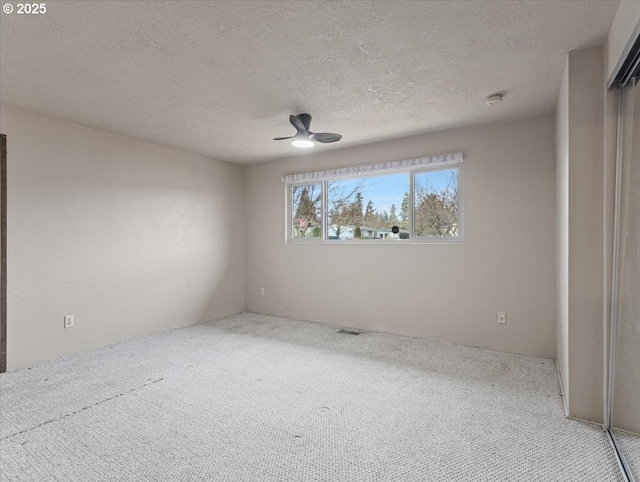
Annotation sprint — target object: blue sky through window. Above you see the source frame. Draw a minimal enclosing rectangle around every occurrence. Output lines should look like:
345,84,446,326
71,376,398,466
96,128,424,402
334,169,455,215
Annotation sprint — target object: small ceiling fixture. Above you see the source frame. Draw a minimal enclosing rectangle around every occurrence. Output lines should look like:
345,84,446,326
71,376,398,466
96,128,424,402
486,94,503,106
273,113,342,148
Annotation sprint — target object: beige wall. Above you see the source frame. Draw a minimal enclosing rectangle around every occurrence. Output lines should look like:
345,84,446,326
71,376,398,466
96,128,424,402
555,46,606,424
567,46,606,424
0,107,245,370
245,115,556,358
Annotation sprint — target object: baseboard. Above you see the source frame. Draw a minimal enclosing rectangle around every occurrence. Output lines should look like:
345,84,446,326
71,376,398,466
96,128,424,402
610,426,640,437
567,415,605,429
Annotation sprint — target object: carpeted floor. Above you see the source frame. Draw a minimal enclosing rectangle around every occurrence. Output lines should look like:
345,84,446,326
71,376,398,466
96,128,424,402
613,429,640,479
0,312,625,481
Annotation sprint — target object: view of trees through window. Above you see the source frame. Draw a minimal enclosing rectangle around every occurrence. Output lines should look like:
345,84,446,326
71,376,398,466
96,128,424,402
290,167,460,241
292,183,322,238
328,173,408,240
414,169,458,237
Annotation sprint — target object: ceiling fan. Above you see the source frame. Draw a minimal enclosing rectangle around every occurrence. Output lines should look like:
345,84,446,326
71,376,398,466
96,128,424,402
273,114,342,148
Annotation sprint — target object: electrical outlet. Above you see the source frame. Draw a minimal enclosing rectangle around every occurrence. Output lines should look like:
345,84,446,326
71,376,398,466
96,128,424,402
260,288,265,297
64,315,74,328
498,312,507,324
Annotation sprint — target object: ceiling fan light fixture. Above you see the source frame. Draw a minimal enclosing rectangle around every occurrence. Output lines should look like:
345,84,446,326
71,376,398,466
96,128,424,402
292,138,314,148
274,114,341,148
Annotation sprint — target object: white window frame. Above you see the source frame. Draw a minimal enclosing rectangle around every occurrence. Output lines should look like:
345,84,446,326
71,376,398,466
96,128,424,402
284,153,464,244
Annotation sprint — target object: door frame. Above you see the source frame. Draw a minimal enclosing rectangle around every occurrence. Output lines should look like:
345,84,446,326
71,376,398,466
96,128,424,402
1,134,6,373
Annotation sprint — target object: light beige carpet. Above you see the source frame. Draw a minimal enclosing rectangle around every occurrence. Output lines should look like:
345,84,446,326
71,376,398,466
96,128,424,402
613,429,640,480
0,312,624,481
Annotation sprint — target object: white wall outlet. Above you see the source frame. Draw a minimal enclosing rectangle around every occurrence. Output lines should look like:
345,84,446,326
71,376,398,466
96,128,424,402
260,288,265,297
498,312,507,324
64,315,74,328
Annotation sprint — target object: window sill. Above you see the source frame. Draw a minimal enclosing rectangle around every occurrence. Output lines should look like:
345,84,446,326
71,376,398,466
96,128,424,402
286,238,464,245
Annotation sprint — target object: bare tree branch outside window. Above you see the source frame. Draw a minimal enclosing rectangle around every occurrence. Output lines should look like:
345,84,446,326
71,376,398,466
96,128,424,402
414,170,458,237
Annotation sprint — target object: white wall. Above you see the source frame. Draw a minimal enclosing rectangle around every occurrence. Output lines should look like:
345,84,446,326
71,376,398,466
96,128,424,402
245,115,556,358
568,46,606,424
555,46,606,424
0,107,245,370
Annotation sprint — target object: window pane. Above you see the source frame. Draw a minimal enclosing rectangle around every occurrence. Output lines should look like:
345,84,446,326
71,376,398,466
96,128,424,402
292,184,322,238
327,173,409,240
414,169,458,237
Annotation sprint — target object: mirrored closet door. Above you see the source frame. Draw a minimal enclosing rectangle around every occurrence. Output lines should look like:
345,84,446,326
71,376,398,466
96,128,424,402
609,58,640,482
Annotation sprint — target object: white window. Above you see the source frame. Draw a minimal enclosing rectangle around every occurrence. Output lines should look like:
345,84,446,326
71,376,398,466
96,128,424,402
284,153,463,243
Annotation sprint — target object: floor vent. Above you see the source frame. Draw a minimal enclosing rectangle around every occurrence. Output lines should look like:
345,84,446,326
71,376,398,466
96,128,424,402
337,329,361,335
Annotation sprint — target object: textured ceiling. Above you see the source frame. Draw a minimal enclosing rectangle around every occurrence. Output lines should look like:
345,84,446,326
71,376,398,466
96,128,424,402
0,0,619,165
